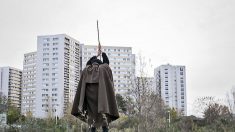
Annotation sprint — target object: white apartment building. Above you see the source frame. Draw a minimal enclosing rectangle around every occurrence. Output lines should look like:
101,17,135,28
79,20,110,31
21,52,37,116
154,64,187,115
35,34,81,118
0,67,22,108
80,45,135,95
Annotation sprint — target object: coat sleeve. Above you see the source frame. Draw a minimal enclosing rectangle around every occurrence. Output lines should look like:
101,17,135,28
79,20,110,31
102,52,109,65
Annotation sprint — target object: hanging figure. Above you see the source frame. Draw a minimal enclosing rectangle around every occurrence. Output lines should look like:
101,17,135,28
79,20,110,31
71,51,119,132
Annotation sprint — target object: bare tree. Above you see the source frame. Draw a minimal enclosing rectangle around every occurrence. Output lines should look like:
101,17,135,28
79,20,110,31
226,88,235,115
127,54,166,131
194,96,232,124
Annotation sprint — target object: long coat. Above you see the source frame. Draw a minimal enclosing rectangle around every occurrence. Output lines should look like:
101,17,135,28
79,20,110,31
71,63,119,124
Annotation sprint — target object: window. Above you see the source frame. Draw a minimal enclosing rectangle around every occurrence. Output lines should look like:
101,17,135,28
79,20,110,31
43,38,50,42
180,67,184,71
52,78,58,81
53,48,58,51
43,68,49,71
53,43,58,46
52,57,58,61
43,53,49,56
43,63,49,66
53,52,58,56
52,68,57,71
43,83,49,87
52,83,57,86
43,48,49,51
180,72,183,75
52,88,57,91
43,58,49,61
52,63,58,66
42,73,49,76
42,94,48,97
53,38,59,41
52,73,58,76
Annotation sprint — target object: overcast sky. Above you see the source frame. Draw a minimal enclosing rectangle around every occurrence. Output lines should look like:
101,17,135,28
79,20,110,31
1,0,235,116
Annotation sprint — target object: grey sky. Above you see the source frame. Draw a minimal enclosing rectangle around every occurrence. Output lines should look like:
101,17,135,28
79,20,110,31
0,0,235,115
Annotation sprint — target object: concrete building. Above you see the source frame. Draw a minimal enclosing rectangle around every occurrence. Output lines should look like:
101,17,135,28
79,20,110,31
154,64,187,115
21,52,37,116
0,67,22,108
0,113,7,125
35,34,81,118
80,45,135,95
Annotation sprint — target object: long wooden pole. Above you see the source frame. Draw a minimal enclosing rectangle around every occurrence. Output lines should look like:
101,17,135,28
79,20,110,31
97,20,102,58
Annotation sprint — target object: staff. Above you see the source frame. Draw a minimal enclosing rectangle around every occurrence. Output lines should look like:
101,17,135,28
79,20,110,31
97,20,102,58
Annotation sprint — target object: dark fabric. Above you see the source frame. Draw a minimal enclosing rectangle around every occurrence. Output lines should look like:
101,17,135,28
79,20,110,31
102,126,109,132
85,83,108,127
86,52,109,66
86,56,102,65
89,127,96,132
102,52,109,65
71,63,119,126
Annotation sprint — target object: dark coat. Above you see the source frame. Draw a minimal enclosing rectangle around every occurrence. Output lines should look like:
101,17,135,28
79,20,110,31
71,63,119,123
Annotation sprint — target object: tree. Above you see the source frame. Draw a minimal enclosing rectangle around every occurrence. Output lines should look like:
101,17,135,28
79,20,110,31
126,54,166,131
7,104,21,124
0,92,7,113
203,103,231,124
194,96,232,126
116,94,127,114
0,92,21,124
226,88,235,115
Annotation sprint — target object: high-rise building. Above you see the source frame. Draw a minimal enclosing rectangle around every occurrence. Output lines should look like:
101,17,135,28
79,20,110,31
0,67,22,108
21,52,37,116
80,45,135,95
35,34,81,118
154,64,187,115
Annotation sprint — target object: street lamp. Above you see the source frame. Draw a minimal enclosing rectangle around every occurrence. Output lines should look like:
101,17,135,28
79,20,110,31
168,110,171,127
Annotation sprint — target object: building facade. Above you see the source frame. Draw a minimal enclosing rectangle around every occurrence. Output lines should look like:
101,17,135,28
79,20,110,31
154,64,187,115
0,67,22,108
80,45,135,95
35,34,81,118
21,52,37,116
0,113,7,125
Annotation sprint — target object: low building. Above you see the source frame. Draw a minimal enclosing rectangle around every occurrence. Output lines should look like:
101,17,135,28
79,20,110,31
0,113,7,125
